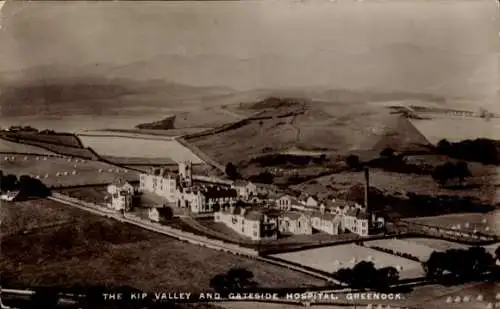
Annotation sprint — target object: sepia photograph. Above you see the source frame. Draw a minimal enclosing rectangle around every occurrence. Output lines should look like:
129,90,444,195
0,0,499,308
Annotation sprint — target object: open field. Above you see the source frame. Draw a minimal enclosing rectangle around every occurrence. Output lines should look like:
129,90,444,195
403,210,500,237
0,131,83,147
1,199,326,292
363,238,469,262
0,138,57,155
1,199,78,236
188,100,434,166
404,237,470,252
410,117,500,144
1,154,139,187
293,168,499,206
78,134,203,163
56,186,110,205
270,243,424,279
101,155,177,166
406,282,500,309
92,127,211,137
1,135,99,159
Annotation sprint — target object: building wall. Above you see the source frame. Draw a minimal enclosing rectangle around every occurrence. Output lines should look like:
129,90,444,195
279,216,312,235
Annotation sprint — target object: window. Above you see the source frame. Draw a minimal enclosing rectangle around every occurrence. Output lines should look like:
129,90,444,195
253,231,258,237
254,223,258,229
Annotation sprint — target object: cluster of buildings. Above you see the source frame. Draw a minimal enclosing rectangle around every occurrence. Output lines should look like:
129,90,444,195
106,162,384,240
215,194,379,240
106,161,257,214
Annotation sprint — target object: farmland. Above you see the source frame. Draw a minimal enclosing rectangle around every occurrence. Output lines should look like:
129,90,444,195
363,238,469,262
403,210,500,237
270,243,424,279
1,199,326,292
293,167,499,208
0,154,139,187
0,138,57,155
0,131,83,147
78,134,203,163
410,117,500,145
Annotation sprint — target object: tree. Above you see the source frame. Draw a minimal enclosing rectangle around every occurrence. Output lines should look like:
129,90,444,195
210,274,229,292
158,206,174,221
424,251,446,279
0,173,18,191
376,266,400,288
454,161,472,184
345,155,361,170
437,139,452,153
495,245,500,261
225,162,240,180
227,268,255,289
380,147,395,159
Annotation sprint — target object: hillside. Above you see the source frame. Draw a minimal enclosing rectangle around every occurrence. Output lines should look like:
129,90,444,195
0,76,236,117
187,97,434,166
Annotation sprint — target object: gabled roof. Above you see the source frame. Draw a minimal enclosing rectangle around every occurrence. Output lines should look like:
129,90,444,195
345,207,370,220
201,186,238,199
244,210,265,221
111,177,132,187
282,212,308,221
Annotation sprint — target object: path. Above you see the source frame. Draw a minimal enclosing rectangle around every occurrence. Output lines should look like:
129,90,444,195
48,194,338,282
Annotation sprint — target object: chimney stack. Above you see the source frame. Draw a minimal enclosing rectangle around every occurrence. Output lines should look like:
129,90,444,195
364,167,372,228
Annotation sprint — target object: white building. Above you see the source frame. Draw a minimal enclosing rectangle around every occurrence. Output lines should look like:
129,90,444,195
342,207,370,237
178,161,193,187
232,180,258,200
311,212,342,235
107,178,135,211
276,194,297,211
177,186,238,214
139,167,178,202
215,206,278,241
279,212,312,235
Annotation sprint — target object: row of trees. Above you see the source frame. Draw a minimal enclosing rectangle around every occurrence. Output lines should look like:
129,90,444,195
333,261,399,290
210,268,258,293
437,138,500,165
424,246,500,281
431,161,472,186
0,171,50,197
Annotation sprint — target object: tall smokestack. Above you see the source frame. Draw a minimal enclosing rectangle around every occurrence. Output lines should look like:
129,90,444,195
364,167,369,209
364,167,373,228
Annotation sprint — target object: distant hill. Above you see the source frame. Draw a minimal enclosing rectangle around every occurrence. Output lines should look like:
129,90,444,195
187,97,435,166
135,116,176,130
0,75,236,117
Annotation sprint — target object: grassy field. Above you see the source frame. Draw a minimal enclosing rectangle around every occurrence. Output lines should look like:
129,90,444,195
410,117,500,144
363,238,466,262
293,167,498,205
406,282,500,309
1,199,326,292
404,211,500,236
0,131,83,147
78,135,203,163
101,155,178,166
1,154,139,187
270,243,424,279
0,138,57,155
57,186,110,205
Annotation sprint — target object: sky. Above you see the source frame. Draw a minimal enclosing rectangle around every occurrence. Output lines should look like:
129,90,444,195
0,0,498,106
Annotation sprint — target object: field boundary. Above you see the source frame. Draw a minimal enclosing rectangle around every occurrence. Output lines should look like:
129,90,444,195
48,193,338,282
175,137,225,172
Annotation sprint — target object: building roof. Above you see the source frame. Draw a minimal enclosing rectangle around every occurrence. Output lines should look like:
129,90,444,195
346,207,370,220
282,211,307,221
200,186,238,199
311,211,338,221
111,177,132,187
244,210,265,221
233,180,250,186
